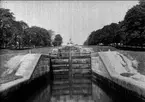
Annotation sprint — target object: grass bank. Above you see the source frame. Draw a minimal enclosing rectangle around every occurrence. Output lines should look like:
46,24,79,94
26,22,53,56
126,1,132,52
88,45,145,75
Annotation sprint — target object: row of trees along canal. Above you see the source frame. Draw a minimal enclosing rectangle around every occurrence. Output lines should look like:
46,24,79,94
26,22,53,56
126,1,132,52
0,8,63,49
84,0,145,48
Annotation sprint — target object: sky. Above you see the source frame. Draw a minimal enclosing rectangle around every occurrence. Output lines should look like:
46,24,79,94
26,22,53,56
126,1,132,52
1,0,138,45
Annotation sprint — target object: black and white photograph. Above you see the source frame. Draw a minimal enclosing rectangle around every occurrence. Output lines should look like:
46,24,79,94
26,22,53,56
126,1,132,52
1,0,145,102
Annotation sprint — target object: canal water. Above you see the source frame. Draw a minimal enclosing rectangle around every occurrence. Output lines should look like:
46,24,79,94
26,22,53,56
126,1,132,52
2,73,140,102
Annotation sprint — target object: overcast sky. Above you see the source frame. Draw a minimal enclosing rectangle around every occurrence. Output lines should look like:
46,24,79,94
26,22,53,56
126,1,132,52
1,1,138,45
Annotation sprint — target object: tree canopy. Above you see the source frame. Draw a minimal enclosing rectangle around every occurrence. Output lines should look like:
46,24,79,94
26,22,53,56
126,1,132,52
0,8,15,48
24,26,52,47
84,0,145,47
85,23,120,45
0,8,62,49
52,34,63,46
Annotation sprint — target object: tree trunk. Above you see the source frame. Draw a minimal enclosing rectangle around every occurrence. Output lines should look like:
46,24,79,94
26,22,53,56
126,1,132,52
18,38,20,49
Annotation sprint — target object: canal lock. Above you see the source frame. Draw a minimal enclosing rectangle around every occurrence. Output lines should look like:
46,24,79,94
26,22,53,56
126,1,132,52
50,50,92,100
1,46,144,102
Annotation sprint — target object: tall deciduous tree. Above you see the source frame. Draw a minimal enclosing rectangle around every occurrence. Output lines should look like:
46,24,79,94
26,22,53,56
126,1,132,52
139,0,145,7
0,8,57,49
0,8,15,48
121,3,145,46
24,26,52,47
84,23,120,45
52,34,63,46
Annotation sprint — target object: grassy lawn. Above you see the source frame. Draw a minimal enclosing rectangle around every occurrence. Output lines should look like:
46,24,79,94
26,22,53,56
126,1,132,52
0,70,23,84
88,45,145,75
120,51,145,75
0,46,53,55
0,47,54,84
0,54,23,84
86,45,118,52
0,54,16,75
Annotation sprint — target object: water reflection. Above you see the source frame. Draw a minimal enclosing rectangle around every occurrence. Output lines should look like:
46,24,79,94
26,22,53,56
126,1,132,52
50,76,92,102
29,85,51,102
2,74,141,102
29,77,123,102
92,83,112,102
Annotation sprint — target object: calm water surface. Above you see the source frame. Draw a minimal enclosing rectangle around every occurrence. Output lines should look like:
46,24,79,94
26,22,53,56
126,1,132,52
2,74,136,102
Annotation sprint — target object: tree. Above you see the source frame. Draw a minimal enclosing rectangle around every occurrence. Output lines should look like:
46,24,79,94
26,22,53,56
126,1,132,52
85,23,120,46
0,8,57,49
101,23,120,45
87,31,96,45
83,39,88,45
0,8,15,28
121,3,145,46
84,0,145,47
52,34,63,46
19,20,29,30
139,0,145,7
24,26,52,47
47,29,55,46
6,21,28,49
0,8,15,48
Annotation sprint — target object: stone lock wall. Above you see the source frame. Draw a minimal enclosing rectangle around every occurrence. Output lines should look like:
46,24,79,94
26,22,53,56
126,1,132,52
31,55,50,80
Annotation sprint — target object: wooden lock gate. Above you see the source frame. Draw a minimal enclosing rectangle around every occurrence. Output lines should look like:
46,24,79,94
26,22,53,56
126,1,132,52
50,49,92,98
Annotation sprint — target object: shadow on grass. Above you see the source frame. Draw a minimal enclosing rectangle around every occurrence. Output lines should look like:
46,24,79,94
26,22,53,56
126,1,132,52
115,46,145,51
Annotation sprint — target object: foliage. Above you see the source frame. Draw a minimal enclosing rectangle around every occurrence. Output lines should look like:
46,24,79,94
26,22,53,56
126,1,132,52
85,23,120,45
121,4,145,46
0,8,15,48
52,34,63,46
84,1,145,47
23,26,52,47
0,8,61,49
